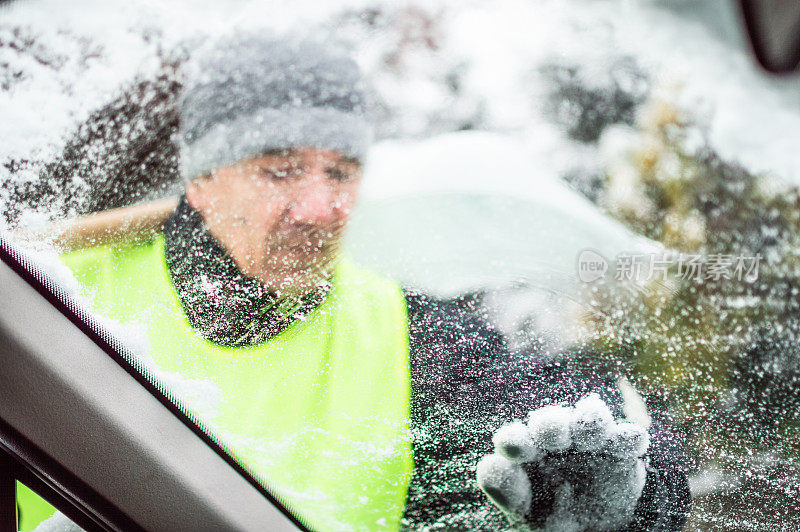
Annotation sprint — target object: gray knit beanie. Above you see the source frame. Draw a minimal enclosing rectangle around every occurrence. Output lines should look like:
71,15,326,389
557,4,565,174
179,33,371,180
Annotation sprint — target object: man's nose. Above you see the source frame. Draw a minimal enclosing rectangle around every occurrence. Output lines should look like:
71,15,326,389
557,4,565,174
288,173,339,225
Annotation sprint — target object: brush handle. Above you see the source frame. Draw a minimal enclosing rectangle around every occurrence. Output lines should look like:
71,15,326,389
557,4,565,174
25,196,180,251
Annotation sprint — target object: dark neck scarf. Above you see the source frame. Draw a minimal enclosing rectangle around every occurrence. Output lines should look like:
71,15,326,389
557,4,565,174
163,196,331,347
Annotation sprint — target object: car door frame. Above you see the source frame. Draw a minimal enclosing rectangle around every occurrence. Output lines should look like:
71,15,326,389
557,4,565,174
0,235,307,531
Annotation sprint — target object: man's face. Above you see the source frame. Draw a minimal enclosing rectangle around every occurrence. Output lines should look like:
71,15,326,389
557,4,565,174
185,147,362,295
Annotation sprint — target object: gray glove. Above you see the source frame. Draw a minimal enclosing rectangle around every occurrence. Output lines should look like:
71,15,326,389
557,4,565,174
476,393,649,531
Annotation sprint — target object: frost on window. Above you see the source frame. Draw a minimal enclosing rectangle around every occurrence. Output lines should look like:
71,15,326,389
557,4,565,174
2,0,800,531
30,511,84,532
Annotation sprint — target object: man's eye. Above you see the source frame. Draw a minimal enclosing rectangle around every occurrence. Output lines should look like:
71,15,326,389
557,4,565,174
327,168,358,182
259,169,292,180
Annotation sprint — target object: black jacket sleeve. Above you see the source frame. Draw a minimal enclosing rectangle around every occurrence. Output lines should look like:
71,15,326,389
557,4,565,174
401,291,691,531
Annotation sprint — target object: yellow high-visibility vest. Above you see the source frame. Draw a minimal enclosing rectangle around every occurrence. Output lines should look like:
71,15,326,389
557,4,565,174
26,236,414,532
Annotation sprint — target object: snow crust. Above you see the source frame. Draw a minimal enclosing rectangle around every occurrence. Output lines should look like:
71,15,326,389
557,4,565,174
2,0,798,190
32,511,84,532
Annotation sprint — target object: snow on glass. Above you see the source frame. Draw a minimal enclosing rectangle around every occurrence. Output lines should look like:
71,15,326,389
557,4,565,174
2,0,800,530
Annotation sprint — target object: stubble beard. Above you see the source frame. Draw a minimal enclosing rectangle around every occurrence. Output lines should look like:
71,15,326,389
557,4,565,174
257,222,344,296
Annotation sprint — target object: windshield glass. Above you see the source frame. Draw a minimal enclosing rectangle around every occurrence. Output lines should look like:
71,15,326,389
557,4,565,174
2,1,799,530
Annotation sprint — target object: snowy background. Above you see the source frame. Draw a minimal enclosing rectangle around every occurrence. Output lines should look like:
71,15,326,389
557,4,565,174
3,0,800,530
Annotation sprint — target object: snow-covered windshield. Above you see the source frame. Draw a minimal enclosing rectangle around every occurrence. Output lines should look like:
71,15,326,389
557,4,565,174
3,0,800,530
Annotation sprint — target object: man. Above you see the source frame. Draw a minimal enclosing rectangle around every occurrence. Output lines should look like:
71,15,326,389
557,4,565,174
51,33,689,530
